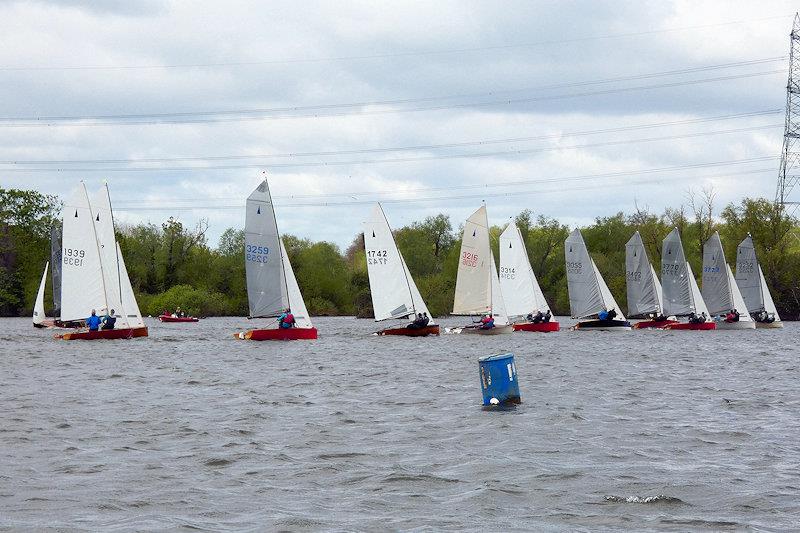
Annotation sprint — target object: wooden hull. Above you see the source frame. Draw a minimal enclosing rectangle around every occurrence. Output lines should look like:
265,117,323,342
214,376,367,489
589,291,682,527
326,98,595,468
460,324,514,335
158,315,199,323
378,325,440,336
755,320,783,329
715,320,756,330
58,327,149,340
633,319,679,329
33,320,57,329
574,319,631,331
665,322,716,330
512,321,560,332
236,327,318,340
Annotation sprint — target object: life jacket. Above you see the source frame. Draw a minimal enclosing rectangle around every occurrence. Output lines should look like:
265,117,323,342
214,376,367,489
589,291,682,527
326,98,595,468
285,313,295,324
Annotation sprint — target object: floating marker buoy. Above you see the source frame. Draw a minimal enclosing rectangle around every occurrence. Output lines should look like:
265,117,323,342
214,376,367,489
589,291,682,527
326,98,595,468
478,352,521,406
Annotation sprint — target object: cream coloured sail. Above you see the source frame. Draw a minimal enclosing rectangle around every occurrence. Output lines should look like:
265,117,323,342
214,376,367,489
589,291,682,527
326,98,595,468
33,262,48,326
280,238,313,328
364,203,432,322
116,242,145,328
565,229,623,319
736,235,781,322
490,251,509,325
245,180,288,318
625,231,662,317
60,184,107,322
453,206,491,315
499,223,550,317
702,232,752,321
759,265,781,322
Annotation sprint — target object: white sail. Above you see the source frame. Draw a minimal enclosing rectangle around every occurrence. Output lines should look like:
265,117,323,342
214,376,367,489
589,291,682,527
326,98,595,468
280,238,313,328
594,258,626,320
116,242,145,328
453,206,491,315
726,263,752,322
661,229,695,317
90,185,124,321
499,223,550,317
60,183,107,322
565,229,604,319
364,203,432,322
651,264,664,312
245,180,288,318
686,262,710,316
33,262,48,325
702,232,748,317
759,265,781,322
735,234,762,312
490,251,509,325
625,231,661,317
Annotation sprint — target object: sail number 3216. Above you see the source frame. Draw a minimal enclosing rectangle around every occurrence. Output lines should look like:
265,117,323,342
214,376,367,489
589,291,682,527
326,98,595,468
462,252,478,267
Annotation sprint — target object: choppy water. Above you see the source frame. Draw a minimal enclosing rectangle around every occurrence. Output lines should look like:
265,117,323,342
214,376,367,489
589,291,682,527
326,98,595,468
1,316,798,531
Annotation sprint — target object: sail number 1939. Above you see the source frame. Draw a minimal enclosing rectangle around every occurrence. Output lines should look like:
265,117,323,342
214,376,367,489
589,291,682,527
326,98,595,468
63,247,86,267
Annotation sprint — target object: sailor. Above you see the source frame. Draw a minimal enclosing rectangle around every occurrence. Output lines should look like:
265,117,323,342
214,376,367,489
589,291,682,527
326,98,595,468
278,308,295,329
86,309,102,331
607,308,618,320
531,311,545,323
479,314,495,329
598,309,609,321
543,310,552,322
174,307,185,318
101,309,116,330
421,312,430,327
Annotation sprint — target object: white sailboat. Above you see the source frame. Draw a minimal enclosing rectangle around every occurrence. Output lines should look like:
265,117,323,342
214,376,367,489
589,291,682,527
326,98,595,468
702,231,755,330
363,203,438,336
660,228,715,330
564,229,630,331
499,223,559,331
626,231,674,328
235,179,317,340
58,182,148,340
735,234,782,328
449,205,513,334
32,262,52,328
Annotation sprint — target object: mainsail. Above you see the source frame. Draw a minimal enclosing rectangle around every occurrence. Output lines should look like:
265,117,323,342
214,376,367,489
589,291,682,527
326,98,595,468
625,231,663,317
661,229,693,316
33,262,48,326
565,229,624,319
50,226,62,317
735,234,780,321
60,184,107,322
702,231,752,320
499,223,550,317
453,206,492,315
245,180,288,318
364,203,432,322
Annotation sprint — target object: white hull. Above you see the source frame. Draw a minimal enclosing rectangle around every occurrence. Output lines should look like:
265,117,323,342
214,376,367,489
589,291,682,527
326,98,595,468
715,320,756,330
446,324,514,335
574,325,632,332
755,321,783,329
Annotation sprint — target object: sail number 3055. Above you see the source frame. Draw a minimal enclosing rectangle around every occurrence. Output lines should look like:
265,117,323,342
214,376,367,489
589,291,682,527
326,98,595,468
63,247,86,267
246,244,270,263
367,249,388,265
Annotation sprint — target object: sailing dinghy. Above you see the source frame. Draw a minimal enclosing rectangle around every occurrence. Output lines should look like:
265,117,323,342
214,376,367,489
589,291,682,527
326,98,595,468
448,205,513,334
57,183,148,340
735,234,782,328
234,179,317,341
499,223,559,332
660,229,715,330
625,231,676,329
702,232,755,330
564,229,630,331
364,203,439,336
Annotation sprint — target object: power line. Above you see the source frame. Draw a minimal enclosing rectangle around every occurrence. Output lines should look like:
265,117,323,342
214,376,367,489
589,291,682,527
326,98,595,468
1,109,781,165
0,124,782,172
0,14,791,72
0,68,787,128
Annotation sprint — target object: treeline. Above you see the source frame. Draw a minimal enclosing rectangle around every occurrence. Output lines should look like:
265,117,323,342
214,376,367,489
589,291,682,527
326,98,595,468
2,187,799,319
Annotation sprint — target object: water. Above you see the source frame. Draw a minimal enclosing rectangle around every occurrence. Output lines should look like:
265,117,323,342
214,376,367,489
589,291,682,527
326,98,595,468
1,316,798,531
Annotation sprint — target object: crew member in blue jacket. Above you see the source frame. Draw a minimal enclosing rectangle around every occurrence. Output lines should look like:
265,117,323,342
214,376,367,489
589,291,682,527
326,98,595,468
86,310,102,331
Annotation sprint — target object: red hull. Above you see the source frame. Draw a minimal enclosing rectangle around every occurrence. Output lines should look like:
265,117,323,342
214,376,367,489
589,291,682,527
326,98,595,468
633,319,679,329
512,321,560,332
378,325,440,336
58,327,149,340
158,315,199,323
237,327,318,341
665,322,716,330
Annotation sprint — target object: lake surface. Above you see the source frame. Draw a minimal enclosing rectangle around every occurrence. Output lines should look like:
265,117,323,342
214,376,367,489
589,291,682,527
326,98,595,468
1,316,798,531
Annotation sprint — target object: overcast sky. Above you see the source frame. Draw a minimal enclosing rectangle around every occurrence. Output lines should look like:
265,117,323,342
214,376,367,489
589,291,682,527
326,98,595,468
1,1,797,248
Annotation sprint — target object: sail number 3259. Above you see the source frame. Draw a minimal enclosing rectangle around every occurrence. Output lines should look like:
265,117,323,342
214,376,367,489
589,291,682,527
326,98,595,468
245,244,270,263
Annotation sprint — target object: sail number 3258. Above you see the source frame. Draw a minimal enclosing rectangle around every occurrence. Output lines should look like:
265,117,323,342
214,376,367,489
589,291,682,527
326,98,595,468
63,247,86,267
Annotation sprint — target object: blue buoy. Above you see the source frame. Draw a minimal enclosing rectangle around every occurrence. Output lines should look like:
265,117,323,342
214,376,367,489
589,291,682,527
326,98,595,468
478,353,521,405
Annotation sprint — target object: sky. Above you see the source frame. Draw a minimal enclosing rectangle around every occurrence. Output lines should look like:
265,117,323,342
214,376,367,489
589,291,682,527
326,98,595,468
1,0,797,249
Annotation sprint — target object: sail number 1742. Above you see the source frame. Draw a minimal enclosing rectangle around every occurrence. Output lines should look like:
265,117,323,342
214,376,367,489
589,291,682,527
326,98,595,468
367,249,388,265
